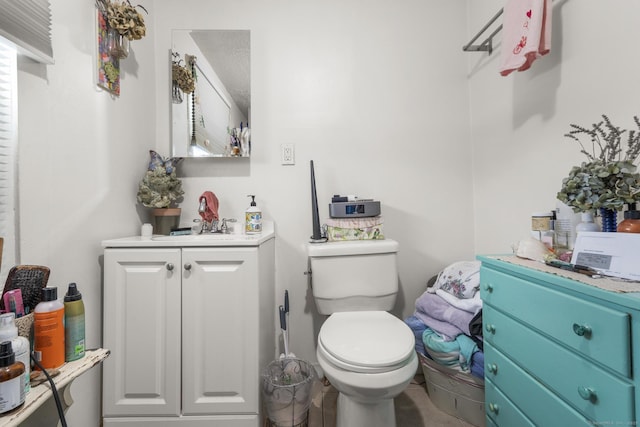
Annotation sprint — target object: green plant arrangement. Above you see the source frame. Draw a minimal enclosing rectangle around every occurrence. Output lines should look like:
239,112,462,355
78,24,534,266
136,151,184,209
557,114,640,213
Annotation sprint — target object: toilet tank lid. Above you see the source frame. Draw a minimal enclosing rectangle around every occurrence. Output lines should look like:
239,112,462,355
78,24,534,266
307,239,398,257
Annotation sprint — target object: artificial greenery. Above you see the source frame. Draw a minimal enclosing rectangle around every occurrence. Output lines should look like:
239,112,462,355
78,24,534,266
557,115,640,212
137,165,184,209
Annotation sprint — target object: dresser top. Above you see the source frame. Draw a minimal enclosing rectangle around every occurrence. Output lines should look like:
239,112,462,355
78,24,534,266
478,255,640,309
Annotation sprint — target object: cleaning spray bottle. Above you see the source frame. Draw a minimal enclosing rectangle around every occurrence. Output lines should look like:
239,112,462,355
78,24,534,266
34,287,65,369
245,195,262,234
0,313,29,394
64,283,85,362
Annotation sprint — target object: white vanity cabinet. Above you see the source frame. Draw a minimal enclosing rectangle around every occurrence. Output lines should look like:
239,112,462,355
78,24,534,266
101,228,275,426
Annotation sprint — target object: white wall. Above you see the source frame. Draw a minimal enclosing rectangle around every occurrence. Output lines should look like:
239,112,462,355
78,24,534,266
17,0,156,424
468,0,640,254
152,0,472,370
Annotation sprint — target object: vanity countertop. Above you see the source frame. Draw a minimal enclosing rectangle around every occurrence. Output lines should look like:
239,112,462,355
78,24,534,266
102,221,275,248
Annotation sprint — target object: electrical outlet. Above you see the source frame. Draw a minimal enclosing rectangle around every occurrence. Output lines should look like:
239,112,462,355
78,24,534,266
281,143,295,165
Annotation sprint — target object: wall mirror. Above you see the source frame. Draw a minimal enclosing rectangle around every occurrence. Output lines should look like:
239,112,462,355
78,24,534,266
171,30,250,158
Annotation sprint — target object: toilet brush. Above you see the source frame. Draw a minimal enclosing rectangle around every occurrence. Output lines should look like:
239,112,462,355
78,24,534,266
279,290,295,358
279,306,290,358
284,290,290,354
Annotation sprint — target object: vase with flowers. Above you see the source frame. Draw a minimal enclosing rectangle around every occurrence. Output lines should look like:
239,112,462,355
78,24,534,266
96,0,147,59
557,114,640,232
136,150,184,235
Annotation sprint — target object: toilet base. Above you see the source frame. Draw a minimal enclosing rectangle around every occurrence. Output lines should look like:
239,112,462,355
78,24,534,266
336,392,396,427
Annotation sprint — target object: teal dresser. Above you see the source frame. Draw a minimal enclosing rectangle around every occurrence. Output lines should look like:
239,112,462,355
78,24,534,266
478,255,640,427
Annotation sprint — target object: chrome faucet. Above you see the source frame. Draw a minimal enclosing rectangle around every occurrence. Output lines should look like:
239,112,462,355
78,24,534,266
197,197,218,233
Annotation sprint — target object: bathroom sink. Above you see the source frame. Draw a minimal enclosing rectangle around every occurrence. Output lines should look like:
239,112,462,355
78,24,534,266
152,233,257,242
101,221,275,248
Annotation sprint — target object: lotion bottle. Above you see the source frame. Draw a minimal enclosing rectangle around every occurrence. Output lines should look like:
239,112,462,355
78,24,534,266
245,195,262,234
34,287,65,370
64,283,85,362
576,212,600,233
0,341,25,414
0,314,29,394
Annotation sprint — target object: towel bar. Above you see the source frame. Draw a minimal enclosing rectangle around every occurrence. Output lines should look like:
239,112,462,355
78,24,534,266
462,8,504,54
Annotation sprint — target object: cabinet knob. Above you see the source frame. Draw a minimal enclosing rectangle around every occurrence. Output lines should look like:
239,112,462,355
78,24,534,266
485,324,496,334
166,263,174,271
578,386,597,401
487,363,498,374
484,283,493,293
573,323,592,338
184,263,192,271
488,403,499,414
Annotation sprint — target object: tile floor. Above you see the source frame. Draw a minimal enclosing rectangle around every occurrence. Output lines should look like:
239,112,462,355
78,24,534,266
306,373,477,427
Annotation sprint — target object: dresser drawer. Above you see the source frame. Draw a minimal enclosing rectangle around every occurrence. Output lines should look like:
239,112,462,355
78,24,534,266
485,343,592,426
484,306,634,422
484,378,534,427
480,266,631,376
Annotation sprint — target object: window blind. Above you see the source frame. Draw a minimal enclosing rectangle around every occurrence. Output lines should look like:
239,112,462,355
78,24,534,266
0,42,18,281
0,0,53,64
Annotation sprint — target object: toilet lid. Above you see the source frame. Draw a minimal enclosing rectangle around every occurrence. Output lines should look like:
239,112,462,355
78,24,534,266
318,311,415,372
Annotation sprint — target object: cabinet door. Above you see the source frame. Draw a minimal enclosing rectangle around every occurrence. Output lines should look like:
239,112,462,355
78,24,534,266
181,247,259,415
103,248,182,417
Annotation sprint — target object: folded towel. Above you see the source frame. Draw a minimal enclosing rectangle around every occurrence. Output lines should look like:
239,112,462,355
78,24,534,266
422,328,479,373
404,315,428,356
499,0,552,76
413,311,462,341
414,291,474,336
436,289,482,315
470,350,484,379
199,191,219,223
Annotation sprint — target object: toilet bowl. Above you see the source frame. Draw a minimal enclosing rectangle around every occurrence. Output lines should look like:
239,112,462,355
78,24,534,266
316,311,418,427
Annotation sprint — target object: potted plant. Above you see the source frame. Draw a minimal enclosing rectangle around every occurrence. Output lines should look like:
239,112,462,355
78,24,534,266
557,114,640,231
137,150,184,235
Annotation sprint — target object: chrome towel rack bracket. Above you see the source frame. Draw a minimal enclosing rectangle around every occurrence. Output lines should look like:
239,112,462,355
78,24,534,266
462,8,504,55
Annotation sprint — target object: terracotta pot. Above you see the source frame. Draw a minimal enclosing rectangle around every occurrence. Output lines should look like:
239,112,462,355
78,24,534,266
151,208,181,235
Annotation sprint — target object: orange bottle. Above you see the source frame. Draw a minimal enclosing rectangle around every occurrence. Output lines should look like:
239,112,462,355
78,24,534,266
618,210,640,233
34,287,65,369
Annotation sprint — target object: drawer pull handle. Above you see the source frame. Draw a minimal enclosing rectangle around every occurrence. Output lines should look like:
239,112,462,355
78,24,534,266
484,283,493,292
578,386,597,401
487,363,498,374
184,263,192,271
166,263,174,271
573,323,592,338
485,324,496,334
488,403,499,414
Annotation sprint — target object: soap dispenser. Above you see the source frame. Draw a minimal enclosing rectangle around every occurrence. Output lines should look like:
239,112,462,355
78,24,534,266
245,195,262,234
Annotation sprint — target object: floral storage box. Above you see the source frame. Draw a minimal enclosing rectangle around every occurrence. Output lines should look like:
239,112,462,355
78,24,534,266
325,216,384,241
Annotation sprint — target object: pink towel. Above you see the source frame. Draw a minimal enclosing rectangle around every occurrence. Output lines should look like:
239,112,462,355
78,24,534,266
499,0,551,76
199,191,219,223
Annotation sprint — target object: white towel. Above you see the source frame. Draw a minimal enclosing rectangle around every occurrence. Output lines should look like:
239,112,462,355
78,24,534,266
499,0,552,76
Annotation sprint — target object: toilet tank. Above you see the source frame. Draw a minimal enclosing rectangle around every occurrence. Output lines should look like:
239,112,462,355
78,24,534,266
307,239,399,315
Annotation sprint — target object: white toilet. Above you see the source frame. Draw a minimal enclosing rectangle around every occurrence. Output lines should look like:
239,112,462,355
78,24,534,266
307,239,418,427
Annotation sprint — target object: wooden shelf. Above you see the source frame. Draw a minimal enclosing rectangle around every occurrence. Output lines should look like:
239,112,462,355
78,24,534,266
0,348,110,427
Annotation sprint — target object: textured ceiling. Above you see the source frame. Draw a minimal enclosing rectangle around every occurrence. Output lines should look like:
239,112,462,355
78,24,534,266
191,30,250,120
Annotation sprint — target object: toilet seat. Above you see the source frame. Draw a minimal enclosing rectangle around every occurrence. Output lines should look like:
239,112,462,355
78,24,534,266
318,311,415,374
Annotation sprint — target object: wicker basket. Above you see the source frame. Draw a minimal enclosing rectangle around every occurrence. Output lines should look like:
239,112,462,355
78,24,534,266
15,313,34,340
